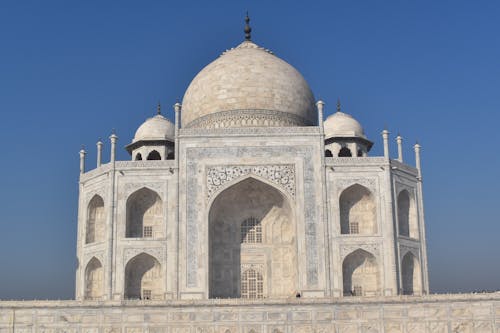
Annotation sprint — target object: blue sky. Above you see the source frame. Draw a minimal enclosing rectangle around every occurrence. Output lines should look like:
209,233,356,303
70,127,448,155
0,0,499,299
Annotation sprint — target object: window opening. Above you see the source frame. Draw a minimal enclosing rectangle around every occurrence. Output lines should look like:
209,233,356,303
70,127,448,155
143,226,153,238
241,217,262,243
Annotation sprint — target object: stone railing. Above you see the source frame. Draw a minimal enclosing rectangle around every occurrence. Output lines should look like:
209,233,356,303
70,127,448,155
80,160,176,182
390,159,418,176
326,157,386,167
180,126,320,137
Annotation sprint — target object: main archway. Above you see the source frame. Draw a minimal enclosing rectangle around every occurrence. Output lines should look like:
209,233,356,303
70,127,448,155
208,177,296,299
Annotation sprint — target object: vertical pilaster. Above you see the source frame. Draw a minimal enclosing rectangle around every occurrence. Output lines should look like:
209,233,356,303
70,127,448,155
316,100,331,296
174,102,181,299
106,132,118,299
79,148,86,174
96,140,103,167
414,143,429,293
396,135,403,162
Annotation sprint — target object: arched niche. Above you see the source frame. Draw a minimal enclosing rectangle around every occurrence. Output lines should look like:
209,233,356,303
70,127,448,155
208,177,296,299
338,147,352,157
86,195,105,244
401,252,422,295
342,249,379,296
135,153,143,161
339,184,376,235
124,253,163,300
126,188,163,238
84,257,103,300
325,149,333,157
397,189,418,238
147,150,161,160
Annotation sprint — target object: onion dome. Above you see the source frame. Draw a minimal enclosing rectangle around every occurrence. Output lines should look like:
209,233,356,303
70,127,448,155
181,39,316,129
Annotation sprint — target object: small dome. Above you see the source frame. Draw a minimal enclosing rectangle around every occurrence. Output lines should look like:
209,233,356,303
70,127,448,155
324,112,366,139
181,41,316,128
133,114,175,142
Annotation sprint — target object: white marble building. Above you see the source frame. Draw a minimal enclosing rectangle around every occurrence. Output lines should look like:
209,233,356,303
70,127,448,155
75,17,429,303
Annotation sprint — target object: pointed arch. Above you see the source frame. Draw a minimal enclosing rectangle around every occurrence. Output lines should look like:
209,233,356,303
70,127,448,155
135,153,143,161
147,150,161,160
208,177,296,299
325,149,333,157
86,195,105,244
401,252,422,295
124,253,163,300
84,257,103,300
338,147,352,157
339,184,376,235
397,189,418,238
342,249,379,296
126,188,163,238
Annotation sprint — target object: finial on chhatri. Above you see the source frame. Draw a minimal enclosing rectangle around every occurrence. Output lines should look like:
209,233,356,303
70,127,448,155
336,98,341,113
157,101,161,115
244,12,252,41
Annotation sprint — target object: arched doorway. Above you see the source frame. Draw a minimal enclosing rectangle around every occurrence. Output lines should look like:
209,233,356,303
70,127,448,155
339,184,376,235
208,177,296,299
126,188,163,238
401,252,422,295
342,249,379,296
124,253,163,300
84,257,103,300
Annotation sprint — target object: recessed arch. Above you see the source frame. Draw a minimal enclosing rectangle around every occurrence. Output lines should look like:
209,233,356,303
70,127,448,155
124,253,163,300
339,184,376,235
84,257,103,300
86,195,105,244
342,249,379,296
325,149,333,157
338,147,352,157
135,153,143,161
147,150,161,160
401,251,422,295
208,177,296,299
397,189,418,238
126,188,163,238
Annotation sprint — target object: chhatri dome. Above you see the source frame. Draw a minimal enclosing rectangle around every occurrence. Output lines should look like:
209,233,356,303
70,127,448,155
132,109,175,142
181,15,316,129
324,101,367,139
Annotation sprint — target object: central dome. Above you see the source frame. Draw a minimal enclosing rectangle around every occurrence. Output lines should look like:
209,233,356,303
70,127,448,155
181,41,316,129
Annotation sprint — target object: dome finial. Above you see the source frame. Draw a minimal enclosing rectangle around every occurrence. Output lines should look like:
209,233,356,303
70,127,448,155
244,12,252,41
337,98,341,113
157,101,161,115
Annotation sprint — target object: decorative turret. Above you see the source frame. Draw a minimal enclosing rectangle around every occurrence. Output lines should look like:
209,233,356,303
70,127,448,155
125,103,176,161
323,100,373,157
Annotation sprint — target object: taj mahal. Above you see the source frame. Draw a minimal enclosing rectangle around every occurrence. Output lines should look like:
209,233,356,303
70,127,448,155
1,16,499,333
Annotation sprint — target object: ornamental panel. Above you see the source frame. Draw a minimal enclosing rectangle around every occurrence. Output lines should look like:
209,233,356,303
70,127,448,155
206,164,295,201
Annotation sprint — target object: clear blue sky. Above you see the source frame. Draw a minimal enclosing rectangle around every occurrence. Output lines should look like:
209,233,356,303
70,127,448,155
0,0,499,299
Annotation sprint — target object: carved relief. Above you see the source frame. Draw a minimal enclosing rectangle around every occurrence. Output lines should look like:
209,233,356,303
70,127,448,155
336,178,377,194
340,243,380,260
207,164,295,200
123,183,165,201
123,248,164,265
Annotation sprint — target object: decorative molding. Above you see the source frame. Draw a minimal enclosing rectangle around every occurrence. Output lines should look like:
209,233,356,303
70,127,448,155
326,157,385,166
335,177,377,194
400,245,420,260
80,164,111,182
207,164,295,201
180,125,320,138
390,159,418,177
123,247,165,265
339,243,381,260
123,182,165,201
83,251,105,267
115,160,175,169
184,109,312,130
241,263,265,274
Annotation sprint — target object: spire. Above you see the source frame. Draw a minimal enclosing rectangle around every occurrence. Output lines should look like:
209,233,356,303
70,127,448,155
157,102,161,115
244,12,252,41
337,98,341,113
